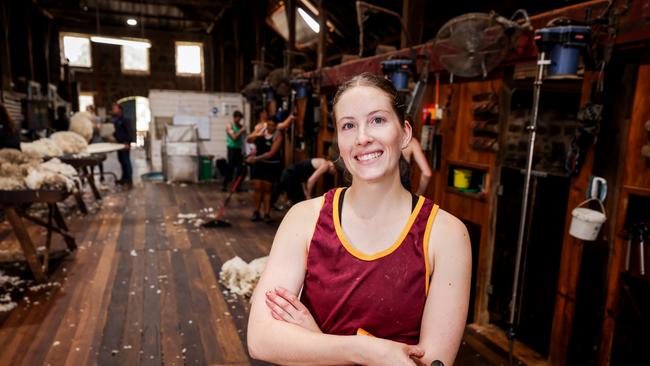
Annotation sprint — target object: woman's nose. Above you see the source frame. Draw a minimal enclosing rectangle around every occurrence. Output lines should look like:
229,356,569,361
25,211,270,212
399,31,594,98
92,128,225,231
355,126,373,145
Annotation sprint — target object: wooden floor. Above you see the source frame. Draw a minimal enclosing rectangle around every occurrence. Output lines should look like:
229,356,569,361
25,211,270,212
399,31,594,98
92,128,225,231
0,149,498,365
0,181,275,366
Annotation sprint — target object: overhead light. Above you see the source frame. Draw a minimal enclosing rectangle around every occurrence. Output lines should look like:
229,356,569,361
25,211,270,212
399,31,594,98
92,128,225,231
90,36,151,48
126,18,138,26
298,7,319,33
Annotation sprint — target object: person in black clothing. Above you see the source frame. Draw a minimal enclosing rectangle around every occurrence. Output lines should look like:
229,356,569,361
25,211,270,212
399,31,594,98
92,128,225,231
0,104,20,150
53,106,70,132
246,109,284,223
112,103,133,186
274,158,336,206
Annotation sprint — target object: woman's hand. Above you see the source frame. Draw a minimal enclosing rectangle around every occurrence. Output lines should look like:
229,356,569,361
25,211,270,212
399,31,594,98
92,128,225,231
357,336,425,366
265,287,321,333
246,155,256,164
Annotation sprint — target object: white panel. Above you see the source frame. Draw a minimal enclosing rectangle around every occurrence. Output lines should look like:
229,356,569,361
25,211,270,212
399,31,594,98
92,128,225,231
173,115,210,140
148,89,244,161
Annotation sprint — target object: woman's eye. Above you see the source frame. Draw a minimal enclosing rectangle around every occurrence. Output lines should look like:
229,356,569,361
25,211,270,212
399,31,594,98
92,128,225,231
341,122,354,130
371,117,385,125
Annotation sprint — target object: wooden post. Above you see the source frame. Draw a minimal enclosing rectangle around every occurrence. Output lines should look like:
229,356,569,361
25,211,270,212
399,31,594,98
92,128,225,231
316,0,327,71
547,71,598,365
286,0,296,73
233,12,240,91
400,0,424,49
597,63,650,366
26,2,34,81
0,0,12,93
219,21,225,91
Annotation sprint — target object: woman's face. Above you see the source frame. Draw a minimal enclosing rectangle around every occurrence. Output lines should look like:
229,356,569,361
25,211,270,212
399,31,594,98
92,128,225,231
265,120,277,134
334,85,411,183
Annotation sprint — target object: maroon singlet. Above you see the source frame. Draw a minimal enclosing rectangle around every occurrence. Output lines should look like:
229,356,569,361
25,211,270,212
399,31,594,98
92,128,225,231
301,187,440,345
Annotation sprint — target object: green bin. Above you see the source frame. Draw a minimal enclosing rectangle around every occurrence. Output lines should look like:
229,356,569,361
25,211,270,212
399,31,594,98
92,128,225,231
199,155,214,181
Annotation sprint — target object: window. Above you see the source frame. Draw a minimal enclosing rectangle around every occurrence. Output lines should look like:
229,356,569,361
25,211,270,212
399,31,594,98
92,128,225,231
121,44,150,73
78,93,94,112
62,34,92,68
175,42,203,75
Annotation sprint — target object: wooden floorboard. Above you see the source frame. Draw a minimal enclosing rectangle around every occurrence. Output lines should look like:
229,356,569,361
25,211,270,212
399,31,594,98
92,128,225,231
0,179,278,366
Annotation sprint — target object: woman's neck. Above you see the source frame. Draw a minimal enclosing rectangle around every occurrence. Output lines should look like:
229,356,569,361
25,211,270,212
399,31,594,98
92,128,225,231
346,173,410,220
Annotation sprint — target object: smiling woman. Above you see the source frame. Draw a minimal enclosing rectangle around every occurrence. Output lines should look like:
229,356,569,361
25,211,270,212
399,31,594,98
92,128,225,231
332,74,410,184
247,73,472,366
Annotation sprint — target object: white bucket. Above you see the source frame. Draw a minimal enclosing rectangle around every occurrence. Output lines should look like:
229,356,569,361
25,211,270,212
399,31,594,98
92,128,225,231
569,198,606,241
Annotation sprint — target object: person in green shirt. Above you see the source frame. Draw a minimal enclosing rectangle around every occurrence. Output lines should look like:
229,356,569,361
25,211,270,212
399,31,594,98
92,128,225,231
224,110,245,191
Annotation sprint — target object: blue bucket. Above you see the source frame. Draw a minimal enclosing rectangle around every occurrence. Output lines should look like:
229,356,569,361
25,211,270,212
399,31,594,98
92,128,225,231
291,79,310,99
263,86,275,102
534,26,590,77
381,59,413,90
549,44,581,75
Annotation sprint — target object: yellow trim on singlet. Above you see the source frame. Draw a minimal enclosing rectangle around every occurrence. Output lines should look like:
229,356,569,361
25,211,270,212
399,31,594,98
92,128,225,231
356,328,374,337
333,187,425,261
423,204,440,296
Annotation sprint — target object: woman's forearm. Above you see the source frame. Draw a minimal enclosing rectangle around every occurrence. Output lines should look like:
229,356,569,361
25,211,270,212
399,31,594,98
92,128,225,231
248,319,366,365
415,173,431,196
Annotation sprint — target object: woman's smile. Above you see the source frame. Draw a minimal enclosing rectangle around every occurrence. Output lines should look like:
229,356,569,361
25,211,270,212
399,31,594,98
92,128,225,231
354,150,384,163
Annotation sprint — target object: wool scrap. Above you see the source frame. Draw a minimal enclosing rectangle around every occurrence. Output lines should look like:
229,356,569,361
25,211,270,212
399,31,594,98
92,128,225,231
20,138,63,158
50,132,88,154
69,111,95,142
219,256,269,297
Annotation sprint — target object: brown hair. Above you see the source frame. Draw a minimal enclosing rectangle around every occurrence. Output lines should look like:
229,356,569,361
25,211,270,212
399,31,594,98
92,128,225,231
332,72,407,126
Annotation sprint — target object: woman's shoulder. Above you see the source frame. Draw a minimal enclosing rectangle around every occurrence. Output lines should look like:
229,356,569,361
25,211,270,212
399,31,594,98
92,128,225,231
428,208,470,254
432,209,466,233
283,196,325,223
275,196,325,244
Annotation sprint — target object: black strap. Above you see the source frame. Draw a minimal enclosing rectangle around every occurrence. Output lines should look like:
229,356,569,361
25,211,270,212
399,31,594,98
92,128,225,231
338,188,418,222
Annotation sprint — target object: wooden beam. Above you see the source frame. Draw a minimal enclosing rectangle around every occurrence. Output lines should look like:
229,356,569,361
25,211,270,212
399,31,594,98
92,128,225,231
312,1,613,88
92,0,227,7
48,7,212,23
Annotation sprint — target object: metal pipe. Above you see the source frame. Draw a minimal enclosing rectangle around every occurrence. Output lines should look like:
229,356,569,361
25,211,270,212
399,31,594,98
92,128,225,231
640,233,645,275
507,51,548,362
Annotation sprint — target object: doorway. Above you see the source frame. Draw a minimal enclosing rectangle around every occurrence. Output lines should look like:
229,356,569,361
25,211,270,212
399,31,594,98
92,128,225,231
117,96,151,147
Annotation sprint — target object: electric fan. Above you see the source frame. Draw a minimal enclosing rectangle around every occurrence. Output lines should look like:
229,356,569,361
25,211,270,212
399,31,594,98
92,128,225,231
433,12,528,78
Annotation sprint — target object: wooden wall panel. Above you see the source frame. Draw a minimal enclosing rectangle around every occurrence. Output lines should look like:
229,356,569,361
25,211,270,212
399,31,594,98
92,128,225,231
547,71,599,366
598,63,650,366
623,64,650,189
437,80,500,324
444,80,501,167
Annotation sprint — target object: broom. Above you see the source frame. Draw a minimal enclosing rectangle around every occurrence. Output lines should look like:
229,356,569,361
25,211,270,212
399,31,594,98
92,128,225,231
202,174,244,228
